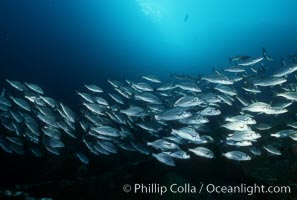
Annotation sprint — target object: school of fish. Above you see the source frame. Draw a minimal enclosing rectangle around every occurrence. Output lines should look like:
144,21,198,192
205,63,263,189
1,49,297,167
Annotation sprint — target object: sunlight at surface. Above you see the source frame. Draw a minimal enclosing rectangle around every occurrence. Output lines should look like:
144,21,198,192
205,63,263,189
136,0,191,49
133,0,295,63
136,0,165,22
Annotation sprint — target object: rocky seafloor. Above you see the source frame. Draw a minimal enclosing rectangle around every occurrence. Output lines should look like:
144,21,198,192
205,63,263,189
1,147,297,200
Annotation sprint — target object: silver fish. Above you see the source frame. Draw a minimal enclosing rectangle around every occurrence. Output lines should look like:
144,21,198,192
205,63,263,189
152,153,176,166
238,57,264,66
155,107,192,121
25,82,44,94
84,84,103,93
222,151,251,161
189,147,214,158
141,75,161,83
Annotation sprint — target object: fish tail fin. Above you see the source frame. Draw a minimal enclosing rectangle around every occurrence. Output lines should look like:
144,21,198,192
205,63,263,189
262,47,268,60
154,115,160,120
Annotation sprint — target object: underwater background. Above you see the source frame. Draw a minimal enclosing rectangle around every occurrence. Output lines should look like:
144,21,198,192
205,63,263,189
1,0,297,199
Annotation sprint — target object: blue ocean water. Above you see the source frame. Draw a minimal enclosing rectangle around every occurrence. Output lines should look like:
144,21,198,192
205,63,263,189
1,1,297,199
1,0,297,100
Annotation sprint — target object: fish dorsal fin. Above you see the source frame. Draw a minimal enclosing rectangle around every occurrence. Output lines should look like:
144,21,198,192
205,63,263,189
281,57,287,67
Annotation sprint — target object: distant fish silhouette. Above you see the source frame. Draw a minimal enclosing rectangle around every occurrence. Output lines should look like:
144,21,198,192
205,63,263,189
184,14,189,22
